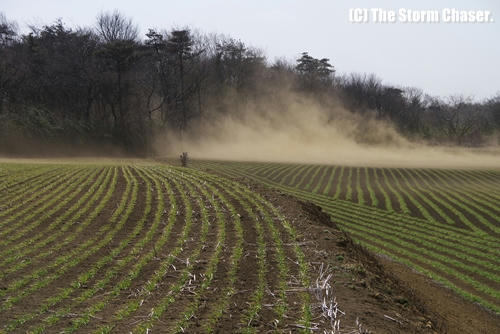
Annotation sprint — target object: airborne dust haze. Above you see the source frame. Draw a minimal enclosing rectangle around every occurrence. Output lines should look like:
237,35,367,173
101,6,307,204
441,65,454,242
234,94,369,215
160,89,500,169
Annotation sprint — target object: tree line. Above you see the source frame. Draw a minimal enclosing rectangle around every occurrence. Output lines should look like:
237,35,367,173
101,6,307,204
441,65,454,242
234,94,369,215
0,11,499,155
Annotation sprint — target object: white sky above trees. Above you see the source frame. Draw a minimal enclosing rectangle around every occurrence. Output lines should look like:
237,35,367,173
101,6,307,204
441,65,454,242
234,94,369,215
2,0,499,100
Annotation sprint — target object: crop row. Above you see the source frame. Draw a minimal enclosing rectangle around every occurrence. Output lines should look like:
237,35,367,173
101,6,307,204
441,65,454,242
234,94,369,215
0,163,316,332
194,160,500,314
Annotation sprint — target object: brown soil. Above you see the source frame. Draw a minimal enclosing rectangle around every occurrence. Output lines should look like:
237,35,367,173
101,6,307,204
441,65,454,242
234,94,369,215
0,166,62,194
338,167,350,200
297,165,318,190
366,167,392,212
0,168,102,252
245,180,438,333
208,167,500,334
358,167,370,206
253,184,500,333
314,165,336,196
100,177,212,333
186,176,306,333
304,165,325,192
380,257,500,334
281,164,304,187
2,162,499,333
0,167,128,325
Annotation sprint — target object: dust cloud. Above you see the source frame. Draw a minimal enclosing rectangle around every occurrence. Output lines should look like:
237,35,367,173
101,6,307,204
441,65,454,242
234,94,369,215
160,90,500,169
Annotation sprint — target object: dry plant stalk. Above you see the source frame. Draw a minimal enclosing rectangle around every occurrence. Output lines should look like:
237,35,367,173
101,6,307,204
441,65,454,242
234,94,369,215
313,263,370,334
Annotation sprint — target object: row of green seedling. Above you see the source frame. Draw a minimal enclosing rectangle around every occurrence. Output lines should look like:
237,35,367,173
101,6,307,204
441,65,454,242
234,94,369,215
0,167,98,251
209,173,291,328
0,168,110,271
338,219,500,301
0,167,119,310
346,229,500,314
192,166,312,331
0,166,84,229
328,207,500,283
78,167,196,333
2,167,134,332
0,165,71,211
41,166,161,333
128,167,212,333
180,166,247,334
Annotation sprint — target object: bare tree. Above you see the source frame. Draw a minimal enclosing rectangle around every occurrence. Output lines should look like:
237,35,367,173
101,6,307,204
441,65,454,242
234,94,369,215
94,11,140,143
400,87,425,134
433,96,485,145
0,11,498,154
0,12,18,46
338,73,382,112
96,10,138,43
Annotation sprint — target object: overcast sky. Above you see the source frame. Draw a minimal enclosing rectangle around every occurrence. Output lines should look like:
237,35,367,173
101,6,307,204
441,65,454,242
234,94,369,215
2,0,499,100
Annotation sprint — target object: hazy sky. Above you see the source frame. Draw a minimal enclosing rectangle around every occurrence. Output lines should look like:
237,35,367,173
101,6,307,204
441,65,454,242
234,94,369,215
2,0,499,100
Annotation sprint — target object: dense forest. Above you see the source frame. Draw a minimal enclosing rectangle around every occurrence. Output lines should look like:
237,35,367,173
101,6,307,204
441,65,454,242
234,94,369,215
0,11,499,156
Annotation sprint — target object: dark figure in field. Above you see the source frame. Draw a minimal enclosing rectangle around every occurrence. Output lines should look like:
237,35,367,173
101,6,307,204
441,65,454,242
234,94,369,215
180,152,188,167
